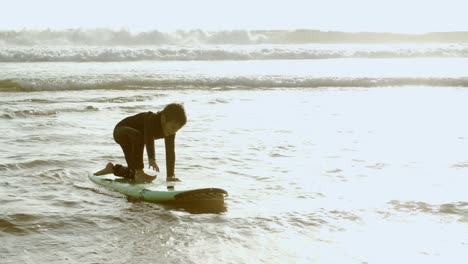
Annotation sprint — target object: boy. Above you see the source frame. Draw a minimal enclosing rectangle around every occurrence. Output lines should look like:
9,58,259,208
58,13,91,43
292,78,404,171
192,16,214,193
94,103,187,183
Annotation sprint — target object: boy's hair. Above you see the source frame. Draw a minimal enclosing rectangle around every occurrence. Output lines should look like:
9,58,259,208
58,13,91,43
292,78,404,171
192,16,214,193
162,103,187,126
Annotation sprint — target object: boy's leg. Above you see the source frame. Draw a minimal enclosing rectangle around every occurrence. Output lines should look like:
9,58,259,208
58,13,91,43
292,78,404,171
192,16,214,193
113,144,136,179
116,142,154,182
113,126,144,179
129,131,145,171
113,165,135,179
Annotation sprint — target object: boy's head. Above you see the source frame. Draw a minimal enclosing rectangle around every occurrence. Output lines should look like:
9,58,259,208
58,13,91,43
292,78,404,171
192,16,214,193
161,103,187,136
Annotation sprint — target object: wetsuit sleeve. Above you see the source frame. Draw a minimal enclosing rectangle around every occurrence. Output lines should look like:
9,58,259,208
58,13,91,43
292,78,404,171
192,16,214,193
165,134,176,177
144,114,156,161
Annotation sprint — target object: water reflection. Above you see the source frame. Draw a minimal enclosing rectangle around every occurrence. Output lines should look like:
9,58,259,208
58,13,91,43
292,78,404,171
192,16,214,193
126,197,228,214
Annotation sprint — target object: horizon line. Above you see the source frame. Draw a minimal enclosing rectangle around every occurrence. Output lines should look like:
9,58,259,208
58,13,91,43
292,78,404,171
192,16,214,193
1,27,468,35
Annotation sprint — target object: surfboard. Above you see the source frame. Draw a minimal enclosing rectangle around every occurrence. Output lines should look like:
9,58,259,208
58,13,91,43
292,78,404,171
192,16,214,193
88,174,228,209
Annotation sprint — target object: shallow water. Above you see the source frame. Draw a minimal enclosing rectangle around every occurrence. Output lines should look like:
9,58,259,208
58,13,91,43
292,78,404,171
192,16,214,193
1,86,467,263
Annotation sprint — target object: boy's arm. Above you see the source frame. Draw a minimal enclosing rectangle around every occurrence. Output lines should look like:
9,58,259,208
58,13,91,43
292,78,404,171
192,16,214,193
144,114,156,161
165,134,176,177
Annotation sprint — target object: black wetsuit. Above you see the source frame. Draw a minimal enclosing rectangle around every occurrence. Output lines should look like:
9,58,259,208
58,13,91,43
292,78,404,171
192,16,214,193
112,111,175,179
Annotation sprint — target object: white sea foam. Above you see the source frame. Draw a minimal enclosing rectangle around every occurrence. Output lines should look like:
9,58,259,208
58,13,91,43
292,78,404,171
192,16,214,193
1,44,468,62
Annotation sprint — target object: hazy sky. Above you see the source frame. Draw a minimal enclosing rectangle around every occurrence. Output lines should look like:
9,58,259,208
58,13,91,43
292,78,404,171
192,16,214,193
1,0,467,33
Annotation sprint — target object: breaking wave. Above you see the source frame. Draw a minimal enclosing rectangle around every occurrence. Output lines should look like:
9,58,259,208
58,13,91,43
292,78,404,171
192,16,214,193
1,44,468,62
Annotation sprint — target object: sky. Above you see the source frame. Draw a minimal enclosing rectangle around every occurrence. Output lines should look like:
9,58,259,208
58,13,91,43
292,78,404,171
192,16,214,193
1,0,467,33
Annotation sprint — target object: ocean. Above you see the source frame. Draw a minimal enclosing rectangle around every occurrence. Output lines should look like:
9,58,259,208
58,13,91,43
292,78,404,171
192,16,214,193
1,30,468,263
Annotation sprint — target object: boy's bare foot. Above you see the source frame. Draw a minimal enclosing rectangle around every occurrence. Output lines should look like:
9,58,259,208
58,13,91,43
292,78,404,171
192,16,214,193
94,162,114,176
134,170,156,183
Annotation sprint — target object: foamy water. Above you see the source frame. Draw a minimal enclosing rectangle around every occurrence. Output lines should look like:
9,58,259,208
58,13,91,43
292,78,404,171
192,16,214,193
1,42,468,264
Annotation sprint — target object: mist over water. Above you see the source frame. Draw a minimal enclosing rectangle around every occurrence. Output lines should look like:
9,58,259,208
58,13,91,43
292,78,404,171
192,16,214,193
1,28,468,263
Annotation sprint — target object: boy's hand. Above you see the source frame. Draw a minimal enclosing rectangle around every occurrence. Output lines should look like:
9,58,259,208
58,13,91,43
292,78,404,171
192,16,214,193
148,159,160,172
166,176,181,182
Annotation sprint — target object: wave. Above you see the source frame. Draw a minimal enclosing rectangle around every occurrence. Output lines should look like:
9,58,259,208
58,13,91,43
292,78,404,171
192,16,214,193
1,106,100,119
2,29,468,46
2,77,468,92
1,109,57,119
1,45,468,62
0,159,67,170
